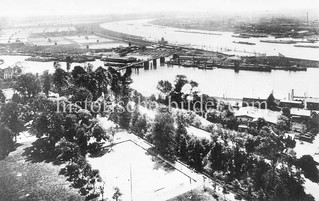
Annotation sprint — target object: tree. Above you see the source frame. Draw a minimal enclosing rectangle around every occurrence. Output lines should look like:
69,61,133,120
42,70,51,96
32,98,107,159
187,137,206,171
296,155,319,182
175,121,188,157
0,124,14,159
71,66,96,94
0,89,5,103
60,157,102,199
69,87,93,109
11,93,21,103
256,118,267,130
66,56,72,72
0,102,24,141
151,111,176,158
14,73,41,102
53,68,69,94
282,107,291,117
130,109,148,138
309,112,319,133
245,138,259,154
55,138,82,163
277,115,290,131
94,66,110,98
174,75,188,93
112,187,122,201
157,80,172,96
206,142,226,171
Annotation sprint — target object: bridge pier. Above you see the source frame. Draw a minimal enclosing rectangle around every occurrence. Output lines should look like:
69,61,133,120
144,61,149,70
160,57,165,64
153,59,157,68
125,66,132,77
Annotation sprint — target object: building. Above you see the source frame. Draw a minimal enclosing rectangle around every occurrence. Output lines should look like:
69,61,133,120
1,88,14,101
305,98,319,111
234,106,282,125
158,37,168,46
242,93,280,111
279,100,304,109
1,66,23,79
242,97,267,108
290,108,311,122
238,125,249,132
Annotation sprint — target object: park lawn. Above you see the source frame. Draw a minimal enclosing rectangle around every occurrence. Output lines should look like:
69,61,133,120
167,187,218,201
0,136,83,201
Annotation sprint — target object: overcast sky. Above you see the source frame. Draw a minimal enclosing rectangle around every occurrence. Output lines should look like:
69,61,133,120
0,0,318,17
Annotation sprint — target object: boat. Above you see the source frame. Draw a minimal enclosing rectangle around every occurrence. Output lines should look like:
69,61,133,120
293,45,319,48
260,40,297,44
233,33,268,38
271,66,307,71
218,64,271,72
175,30,222,36
232,41,256,45
239,64,271,72
240,33,268,38
231,34,250,39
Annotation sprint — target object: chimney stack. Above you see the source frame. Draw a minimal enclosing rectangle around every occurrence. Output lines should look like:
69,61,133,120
291,89,294,100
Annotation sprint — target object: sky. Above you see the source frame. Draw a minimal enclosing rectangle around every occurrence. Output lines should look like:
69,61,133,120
0,0,318,17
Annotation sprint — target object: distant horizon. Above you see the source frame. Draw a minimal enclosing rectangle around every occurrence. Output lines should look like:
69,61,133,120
1,9,319,28
0,0,318,18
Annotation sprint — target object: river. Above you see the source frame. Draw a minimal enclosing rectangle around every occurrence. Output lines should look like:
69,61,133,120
97,19,319,99
1,56,319,100
100,19,319,61
131,64,319,99
1,19,319,99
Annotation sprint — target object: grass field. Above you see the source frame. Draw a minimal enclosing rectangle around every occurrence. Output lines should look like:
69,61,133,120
0,136,83,201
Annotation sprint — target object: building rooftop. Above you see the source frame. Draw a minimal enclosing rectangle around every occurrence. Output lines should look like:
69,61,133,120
290,108,311,117
1,88,14,100
305,98,319,104
280,99,303,104
234,106,282,125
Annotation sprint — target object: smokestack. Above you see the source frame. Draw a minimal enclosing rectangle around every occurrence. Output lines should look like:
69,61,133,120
288,93,290,100
307,11,309,25
291,89,294,100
